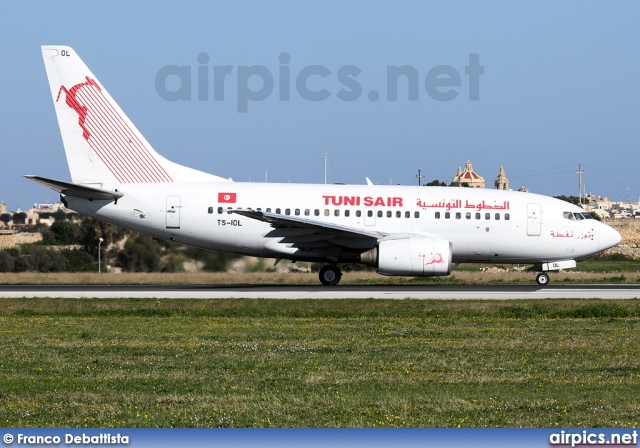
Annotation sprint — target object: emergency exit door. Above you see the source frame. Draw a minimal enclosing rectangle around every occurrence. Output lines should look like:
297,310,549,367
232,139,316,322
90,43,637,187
364,208,376,226
166,195,181,229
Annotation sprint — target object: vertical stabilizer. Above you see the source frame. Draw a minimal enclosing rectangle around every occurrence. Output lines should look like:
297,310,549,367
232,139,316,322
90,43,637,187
41,46,228,184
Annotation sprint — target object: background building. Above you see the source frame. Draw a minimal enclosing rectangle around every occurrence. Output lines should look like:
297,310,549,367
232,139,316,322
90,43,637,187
494,165,509,190
451,160,486,188
0,230,14,249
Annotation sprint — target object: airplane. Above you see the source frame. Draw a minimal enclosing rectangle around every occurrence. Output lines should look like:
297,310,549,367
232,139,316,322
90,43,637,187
28,46,621,286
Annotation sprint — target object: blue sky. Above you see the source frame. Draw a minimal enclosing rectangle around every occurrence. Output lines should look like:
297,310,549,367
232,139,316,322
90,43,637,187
1,1,639,211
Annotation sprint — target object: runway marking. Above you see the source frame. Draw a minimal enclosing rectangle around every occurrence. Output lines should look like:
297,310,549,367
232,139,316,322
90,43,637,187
0,286,639,300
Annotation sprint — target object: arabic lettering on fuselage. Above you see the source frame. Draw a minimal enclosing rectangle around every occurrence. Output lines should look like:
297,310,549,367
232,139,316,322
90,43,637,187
550,230,594,240
416,198,510,212
550,230,574,238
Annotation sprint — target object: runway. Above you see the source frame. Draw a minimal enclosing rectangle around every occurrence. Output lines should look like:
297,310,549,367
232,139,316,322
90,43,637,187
0,284,639,299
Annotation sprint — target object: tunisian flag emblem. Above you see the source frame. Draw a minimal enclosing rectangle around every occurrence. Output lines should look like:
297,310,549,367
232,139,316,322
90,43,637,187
218,192,237,203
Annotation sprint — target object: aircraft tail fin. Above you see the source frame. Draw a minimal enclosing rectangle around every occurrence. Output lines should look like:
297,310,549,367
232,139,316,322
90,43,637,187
41,46,229,185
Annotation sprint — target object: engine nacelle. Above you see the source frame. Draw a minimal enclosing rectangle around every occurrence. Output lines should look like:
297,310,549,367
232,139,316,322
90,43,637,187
360,235,452,276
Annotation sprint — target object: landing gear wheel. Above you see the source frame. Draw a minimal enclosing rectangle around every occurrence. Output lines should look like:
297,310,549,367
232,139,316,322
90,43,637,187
319,265,342,286
536,272,550,286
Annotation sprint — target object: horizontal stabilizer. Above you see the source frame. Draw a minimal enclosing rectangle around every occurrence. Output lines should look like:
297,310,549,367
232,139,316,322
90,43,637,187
24,175,123,201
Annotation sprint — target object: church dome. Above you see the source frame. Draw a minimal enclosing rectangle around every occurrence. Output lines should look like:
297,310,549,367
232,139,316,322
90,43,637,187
452,160,485,188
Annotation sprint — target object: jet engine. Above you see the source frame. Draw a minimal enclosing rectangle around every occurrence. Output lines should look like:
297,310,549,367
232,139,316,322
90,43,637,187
360,235,452,276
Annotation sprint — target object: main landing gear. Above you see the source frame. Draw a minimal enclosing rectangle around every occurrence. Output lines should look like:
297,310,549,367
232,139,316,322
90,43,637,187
319,265,342,286
536,272,550,286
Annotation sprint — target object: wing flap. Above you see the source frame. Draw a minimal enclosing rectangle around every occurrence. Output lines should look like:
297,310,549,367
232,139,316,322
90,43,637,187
231,209,382,252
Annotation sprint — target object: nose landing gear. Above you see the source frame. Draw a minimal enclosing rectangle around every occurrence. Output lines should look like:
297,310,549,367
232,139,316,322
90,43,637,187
535,260,576,286
535,272,550,286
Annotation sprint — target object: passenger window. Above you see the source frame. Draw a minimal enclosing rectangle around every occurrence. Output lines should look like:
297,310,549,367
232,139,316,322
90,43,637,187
495,213,500,220
285,208,291,216
465,212,471,219
324,209,330,216
356,210,362,217
227,207,232,215
485,213,490,220
386,211,392,218
414,211,420,218
505,213,510,220
345,210,350,217
377,211,383,218
455,212,461,219
304,209,310,216
405,211,410,218
314,209,319,216
334,210,340,217
475,213,481,220
445,212,450,219
396,211,401,218
435,212,441,219
295,209,300,216
367,210,373,217
208,207,214,214
276,208,281,214
266,208,271,213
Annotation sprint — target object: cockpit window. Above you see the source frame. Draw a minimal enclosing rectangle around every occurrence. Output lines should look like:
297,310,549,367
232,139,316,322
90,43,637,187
564,211,594,221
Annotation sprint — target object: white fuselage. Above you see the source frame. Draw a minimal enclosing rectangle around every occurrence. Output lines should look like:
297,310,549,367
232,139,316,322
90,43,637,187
64,182,621,265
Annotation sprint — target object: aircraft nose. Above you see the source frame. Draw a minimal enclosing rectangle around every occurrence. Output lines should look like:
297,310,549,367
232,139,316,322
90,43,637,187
598,222,622,252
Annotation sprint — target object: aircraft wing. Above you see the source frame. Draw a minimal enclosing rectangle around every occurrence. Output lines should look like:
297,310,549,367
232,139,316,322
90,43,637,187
231,209,384,250
24,175,123,201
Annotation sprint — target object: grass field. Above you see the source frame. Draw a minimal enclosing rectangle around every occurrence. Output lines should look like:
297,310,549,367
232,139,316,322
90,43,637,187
1,298,639,427
0,266,638,286
0,253,637,285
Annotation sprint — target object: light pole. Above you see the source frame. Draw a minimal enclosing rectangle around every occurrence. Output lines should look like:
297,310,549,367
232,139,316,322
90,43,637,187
98,237,103,273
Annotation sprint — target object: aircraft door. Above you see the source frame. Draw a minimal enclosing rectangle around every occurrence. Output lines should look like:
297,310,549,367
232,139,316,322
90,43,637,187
527,203,541,236
166,195,181,229
364,208,376,226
